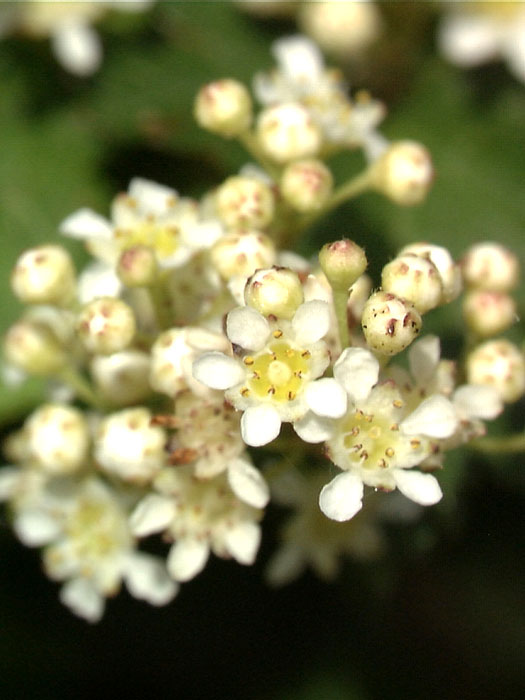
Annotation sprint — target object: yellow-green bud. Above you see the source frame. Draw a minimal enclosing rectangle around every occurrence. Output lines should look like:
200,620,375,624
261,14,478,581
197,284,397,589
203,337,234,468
381,253,442,314
461,242,520,292
194,79,252,137
466,339,525,403
211,231,276,281
370,141,433,206
4,320,66,375
77,297,136,355
117,245,158,287
319,239,368,291
462,290,517,338
245,267,304,320
216,176,275,230
361,291,422,355
280,159,333,212
257,103,322,164
11,244,76,306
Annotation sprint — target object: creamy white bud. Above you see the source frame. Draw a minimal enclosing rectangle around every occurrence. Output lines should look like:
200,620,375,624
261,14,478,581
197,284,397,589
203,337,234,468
361,291,422,355
4,320,66,375
466,339,525,403
245,267,304,320
461,242,520,292
462,290,517,338
117,246,157,287
194,79,252,137
26,404,90,475
77,297,136,355
91,350,151,406
11,245,76,306
399,242,462,304
319,239,367,291
370,141,434,206
257,103,322,164
216,176,275,230
381,254,442,314
211,231,276,281
280,159,333,212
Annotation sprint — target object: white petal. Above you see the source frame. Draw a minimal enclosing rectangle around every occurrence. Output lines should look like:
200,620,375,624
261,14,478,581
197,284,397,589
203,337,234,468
319,472,364,522
265,544,304,587
224,521,261,565
167,539,209,582
52,20,102,76
77,262,122,303
59,578,104,623
241,405,281,446
292,301,330,345
14,509,61,547
333,347,379,403
293,411,335,443
400,395,458,439
226,307,270,351
393,469,443,506
0,468,20,501
129,494,176,537
453,385,503,421
192,352,245,390
60,208,112,240
189,221,223,248
124,553,178,606
228,458,269,509
305,378,347,418
409,335,440,385
438,14,500,67
128,178,177,216
273,35,324,82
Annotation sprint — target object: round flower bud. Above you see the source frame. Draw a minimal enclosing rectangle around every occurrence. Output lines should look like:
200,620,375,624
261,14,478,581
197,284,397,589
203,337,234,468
91,350,151,406
462,290,517,338
4,320,66,375
194,79,252,137
215,176,275,230
245,267,304,320
461,242,520,292
381,254,442,314
257,103,322,164
319,239,368,291
117,245,157,288
94,407,167,484
370,141,434,206
280,159,333,212
77,297,136,355
11,244,76,306
361,291,422,355
26,404,90,475
399,242,462,303
298,0,381,57
466,339,525,403
211,231,276,281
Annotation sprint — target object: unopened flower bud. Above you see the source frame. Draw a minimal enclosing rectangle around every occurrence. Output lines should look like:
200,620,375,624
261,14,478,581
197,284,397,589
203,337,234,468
77,297,136,355
216,176,275,229
26,404,90,475
95,407,167,484
117,245,157,287
461,242,520,292
11,244,76,306
4,320,66,375
463,290,517,338
298,0,381,57
280,159,333,212
245,267,304,319
194,79,252,137
211,231,276,280
257,103,322,164
361,291,422,355
381,254,442,314
370,141,433,206
91,350,151,406
399,242,462,303
319,239,367,291
466,339,525,403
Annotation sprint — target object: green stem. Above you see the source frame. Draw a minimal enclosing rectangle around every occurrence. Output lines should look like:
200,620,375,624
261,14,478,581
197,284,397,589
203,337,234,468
468,432,525,454
325,169,373,212
332,286,350,350
147,272,175,331
58,365,108,412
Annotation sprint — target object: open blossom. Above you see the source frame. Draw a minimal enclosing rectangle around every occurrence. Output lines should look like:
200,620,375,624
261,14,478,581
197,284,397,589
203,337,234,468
253,35,385,148
193,300,335,446
130,465,265,582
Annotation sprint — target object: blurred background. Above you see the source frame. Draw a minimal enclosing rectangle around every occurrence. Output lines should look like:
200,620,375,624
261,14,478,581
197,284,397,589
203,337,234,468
0,3,523,698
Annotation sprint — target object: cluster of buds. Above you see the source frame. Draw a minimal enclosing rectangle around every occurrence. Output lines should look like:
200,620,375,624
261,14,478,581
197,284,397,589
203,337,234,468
1,35,520,621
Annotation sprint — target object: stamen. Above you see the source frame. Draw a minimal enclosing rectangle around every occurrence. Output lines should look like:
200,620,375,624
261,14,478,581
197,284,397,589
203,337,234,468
243,356,254,365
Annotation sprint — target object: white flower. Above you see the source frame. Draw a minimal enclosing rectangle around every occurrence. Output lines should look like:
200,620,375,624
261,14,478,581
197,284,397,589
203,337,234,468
130,466,264,582
193,300,333,446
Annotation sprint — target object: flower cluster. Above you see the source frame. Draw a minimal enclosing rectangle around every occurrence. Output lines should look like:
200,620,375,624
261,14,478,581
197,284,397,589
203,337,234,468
1,35,521,621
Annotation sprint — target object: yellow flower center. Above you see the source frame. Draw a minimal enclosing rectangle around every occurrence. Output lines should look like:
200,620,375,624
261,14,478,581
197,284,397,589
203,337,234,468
115,222,179,260
242,341,311,403
341,409,400,470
